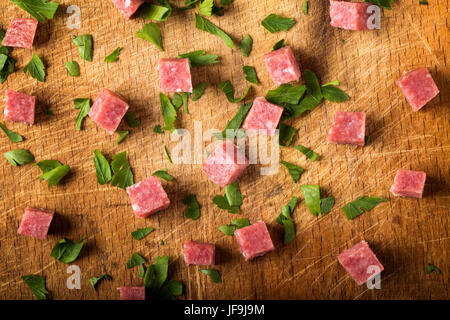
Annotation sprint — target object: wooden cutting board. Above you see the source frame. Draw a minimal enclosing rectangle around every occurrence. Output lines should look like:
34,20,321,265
0,0,448,300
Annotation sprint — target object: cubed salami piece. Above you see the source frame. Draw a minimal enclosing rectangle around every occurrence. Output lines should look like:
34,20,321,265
264,46,301,85
118,287,145,300
202,141,249,187
17,207,54,239
234,221,274,261
329,0,373,31
88,88,129,134
1,18,38,49
112,0,145,19
242,97,284,136
327,111,366,146
4,90,36,125
126,176,170,218
397,68,439,112
390,169,426,198
184,240,215,266
158,58,193,93
338,240,384,286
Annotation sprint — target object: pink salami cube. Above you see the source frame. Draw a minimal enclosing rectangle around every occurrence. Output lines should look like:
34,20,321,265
390,169,426,198
18,207,54,239
202,141,249,187
242,97,284,136
327,111,366,146
234,221,274,261
264,46,301,85
2,18,38,49
112,0,145,19
126,176,170,218
158,58,193,93
338,240,384,286
118,287,145,300
329,0,373,31
4,90,36,125
88,88,129,134
184,240,215,266
397,68,439,112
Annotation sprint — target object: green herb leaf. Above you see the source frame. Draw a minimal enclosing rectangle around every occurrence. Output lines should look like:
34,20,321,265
243,66,259,85
116,131,129,144
182,92,189,114
162,279,183,296
163,144,173,163
266,84,306,106
281,160,303,183
322,80,340,87
320,197,335,214
126,253,146,269
300,185,321,216
192,82,207,101
272,39,285,50
93,149,112,185
64,61,80,76
154,125,164,134
183,194,200,220
302,0,308,15
50,237,85,263
215,102,252,140
110,151,134,189
218,218,250,235
144,256,169,296
172,93,183,110
200,269,222,283
294,144,318,161
140,1,172,22
365,0,395,10
131,227,154,240
23,53,45,82
72,34,93,62
321,86,350,102
225,182,243,207
21,275,48,300
37,163,70,188
342,196,388,220
305,70,323,104
276,197,298,244
238,34,253,57
261,14,296,33
73,98,91,131
213,195,239,213
218,80,251,103
124,111,139,128
9,0,59,22
89,274,112,290
33,159,61,173
0,122,24,142
419,0,428,4
3,149,34,166
426,264,441,274
199,0,214,16
104,47,121,62
195,13,234,48
138,264,146,278
278,123,296,146
136,23,163,51
160,93,177,132
153,168,174,181
178,50,219,67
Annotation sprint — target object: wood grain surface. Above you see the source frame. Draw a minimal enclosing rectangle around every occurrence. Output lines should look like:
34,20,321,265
0,0,448,300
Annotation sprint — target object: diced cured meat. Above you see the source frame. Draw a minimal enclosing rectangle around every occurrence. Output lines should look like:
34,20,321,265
126,176,170,218
158,58,193,93
4,90,36,125
329,0,373,31
118,287,145,300
327,111,366,146
184,240,215,266
17,207,54,239
242,97,284,136
338,240,384,286
234,221,274,261
88,88,129,134
264,46,301,85
390,169,426,198
2,18,38,49
112,0,145,20
202,141,249,187
396,68,439,112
